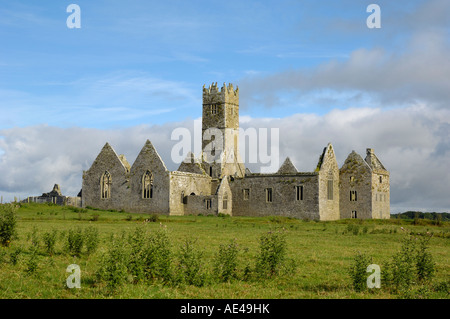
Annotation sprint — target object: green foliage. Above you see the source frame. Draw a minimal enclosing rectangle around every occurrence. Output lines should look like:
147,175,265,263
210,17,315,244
255,229,287,278
0,204,18,247
9,247,22,266
25,250,39,275
96,235,129,289
383,231,436,293
415,234,435,282
65,227,84,257
348,252,371,292
175,238,205,286
142,229,172,282
84,226,100,256
42,229,58,256
213,239,239,282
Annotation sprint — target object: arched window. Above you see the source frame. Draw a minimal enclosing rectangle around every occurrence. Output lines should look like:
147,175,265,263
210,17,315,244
101,171,111,199
142,171,153,199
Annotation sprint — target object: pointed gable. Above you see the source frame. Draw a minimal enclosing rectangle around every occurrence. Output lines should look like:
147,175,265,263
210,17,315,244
315,143,337,172
340,150,371,173
131,139,168,173
87,142,129,174
277,157,298,174
364,148,386,171
177,152,207,175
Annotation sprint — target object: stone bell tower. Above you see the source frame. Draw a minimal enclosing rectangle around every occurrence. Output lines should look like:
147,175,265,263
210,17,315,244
201,82,245,179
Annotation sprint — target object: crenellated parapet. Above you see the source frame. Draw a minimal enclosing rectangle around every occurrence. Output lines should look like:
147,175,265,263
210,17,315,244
202,82,239,106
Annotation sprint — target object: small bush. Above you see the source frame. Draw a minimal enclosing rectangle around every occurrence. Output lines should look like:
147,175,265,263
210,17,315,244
349,252,372,292
142,230,172,282
9,247,22,266
25,250,39,275
0,204,18,247
84,226,100,256
415,234,435,282
175,238,205,286
66,227,84,257
96,236,129,289
213,239,239,282
255,229,287,278
43,229,58,256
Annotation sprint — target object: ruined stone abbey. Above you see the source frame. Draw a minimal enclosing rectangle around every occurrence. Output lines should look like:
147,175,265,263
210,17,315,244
82,83,390,220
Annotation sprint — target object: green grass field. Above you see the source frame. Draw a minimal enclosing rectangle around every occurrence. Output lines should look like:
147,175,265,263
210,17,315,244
0,203,449,299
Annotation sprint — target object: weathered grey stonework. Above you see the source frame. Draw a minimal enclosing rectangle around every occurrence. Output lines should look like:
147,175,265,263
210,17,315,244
82,82,390,220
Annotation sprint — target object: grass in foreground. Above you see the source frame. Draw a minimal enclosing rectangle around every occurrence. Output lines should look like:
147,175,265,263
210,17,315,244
0,203,449,299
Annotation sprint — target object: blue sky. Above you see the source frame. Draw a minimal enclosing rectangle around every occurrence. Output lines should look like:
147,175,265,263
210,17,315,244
1,0,426,128
0,0,449,212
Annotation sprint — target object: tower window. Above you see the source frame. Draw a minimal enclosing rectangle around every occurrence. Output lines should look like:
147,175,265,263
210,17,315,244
211,104,217,115
350,190,357,202
265,188,273,203
206,199,212,209
351,211,357,219
243,189,250,200
350,176,355,182
142,170,153,199
379,176,382,183
296,185,303,201
101,171,111,199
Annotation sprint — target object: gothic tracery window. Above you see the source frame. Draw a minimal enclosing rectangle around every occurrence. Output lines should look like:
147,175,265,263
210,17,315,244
101,171,111,199
142,170,153,199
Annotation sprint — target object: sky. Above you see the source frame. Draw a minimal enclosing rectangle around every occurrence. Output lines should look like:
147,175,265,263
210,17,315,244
0,0,449,213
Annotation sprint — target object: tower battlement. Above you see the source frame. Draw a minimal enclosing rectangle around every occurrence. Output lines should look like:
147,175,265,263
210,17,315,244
203,82,239,105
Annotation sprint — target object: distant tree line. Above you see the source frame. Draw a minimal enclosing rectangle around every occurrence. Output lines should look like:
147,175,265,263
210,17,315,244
391,211,450,221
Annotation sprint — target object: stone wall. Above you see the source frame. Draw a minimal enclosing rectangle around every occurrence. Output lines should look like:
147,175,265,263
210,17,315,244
169,171,212,216
339,151,373,219
229,173,320,219
82,143,130,211
317,143,340,220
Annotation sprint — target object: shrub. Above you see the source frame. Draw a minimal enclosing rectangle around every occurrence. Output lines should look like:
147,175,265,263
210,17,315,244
383,235,418,292
349,251,372,292
127,226,147,283
43,229,58,256
213,239,239,282
176,238,205,286
142,230,172,282
0,204,18,247
96,236,129,289
66,227,84,257
9,247,22,266
30,226,40,250
255,229,287,278
25,250,39,275
147,214,159,222
84,226,100,256
415,234,435,282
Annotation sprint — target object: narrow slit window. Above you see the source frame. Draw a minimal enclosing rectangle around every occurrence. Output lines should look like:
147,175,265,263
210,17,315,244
265,188,273,203
296,185,303,201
